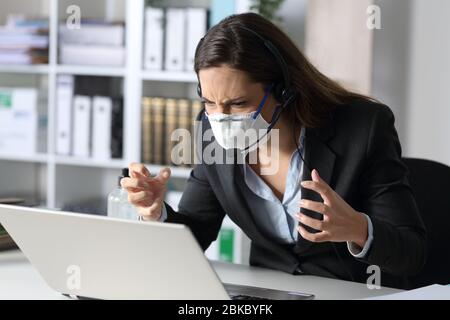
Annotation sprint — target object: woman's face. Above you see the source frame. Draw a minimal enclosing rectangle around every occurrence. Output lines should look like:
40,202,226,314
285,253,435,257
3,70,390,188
198,65,278,122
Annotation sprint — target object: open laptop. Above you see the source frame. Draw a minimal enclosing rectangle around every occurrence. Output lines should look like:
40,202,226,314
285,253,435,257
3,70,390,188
0,204,314,300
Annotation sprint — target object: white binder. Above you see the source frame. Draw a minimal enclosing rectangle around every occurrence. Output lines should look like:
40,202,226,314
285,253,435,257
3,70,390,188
72,95,91,158
164,8,186,71
55,75,74,155
92,96,112,161
144,7,164,70
185,8,207,72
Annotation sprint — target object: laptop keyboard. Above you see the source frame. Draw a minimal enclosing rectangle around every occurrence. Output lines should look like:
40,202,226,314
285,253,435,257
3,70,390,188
231,294,271,300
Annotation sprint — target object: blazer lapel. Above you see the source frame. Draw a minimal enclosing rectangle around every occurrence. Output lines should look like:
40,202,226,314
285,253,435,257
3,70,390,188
216,149,262,237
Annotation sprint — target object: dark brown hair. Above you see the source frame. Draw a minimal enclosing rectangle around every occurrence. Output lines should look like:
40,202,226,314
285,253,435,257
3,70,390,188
194,13,373,128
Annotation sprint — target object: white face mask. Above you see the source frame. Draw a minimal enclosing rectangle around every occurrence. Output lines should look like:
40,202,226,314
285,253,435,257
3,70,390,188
206,111,271,151
204,84,281,151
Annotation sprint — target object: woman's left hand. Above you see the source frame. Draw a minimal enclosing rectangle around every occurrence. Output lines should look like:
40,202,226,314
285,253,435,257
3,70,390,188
297,169,368,248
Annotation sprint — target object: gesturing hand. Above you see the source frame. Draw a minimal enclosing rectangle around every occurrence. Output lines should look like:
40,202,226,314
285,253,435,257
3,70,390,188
297,169,368,248
121,163,171,221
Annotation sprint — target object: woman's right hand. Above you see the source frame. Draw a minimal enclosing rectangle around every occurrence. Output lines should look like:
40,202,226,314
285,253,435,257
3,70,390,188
121,163,171,221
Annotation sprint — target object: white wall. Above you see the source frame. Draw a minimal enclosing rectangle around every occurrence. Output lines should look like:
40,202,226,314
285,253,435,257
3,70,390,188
0,0,49,24
405,0,450,165
304,0,374,95
372,0,450,166
279,0,307,49
372,0,412,147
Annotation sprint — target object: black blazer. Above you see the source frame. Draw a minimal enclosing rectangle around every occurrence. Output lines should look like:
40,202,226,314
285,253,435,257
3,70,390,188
165,99,427,290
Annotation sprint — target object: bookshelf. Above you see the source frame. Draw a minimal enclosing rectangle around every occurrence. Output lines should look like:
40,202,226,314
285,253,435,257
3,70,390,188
0,0,199,207
0,0,253,264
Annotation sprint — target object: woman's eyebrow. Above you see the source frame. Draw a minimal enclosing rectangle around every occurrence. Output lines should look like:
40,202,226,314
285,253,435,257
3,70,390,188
201,96,246,104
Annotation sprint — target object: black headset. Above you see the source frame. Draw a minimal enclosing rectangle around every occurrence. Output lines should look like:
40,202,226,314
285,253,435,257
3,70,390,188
196,26,297,106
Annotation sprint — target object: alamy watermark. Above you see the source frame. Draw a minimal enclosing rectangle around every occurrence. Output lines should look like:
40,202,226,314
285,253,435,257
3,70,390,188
367,5,382,30
66,5,81,30
169,122,281,175
66,264,81,291
366,265,381,289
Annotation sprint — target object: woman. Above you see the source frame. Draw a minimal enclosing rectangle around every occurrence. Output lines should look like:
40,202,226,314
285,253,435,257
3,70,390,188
122,13,426,289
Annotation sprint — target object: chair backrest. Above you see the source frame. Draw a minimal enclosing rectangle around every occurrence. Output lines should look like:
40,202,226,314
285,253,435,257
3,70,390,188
403,158,450,288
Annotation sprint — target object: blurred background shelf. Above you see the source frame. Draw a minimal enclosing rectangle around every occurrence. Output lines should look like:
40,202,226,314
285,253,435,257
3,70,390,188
140,70,198,83
0,153,48,164
54,156,126,169
55,65,126,77
0,64,50,74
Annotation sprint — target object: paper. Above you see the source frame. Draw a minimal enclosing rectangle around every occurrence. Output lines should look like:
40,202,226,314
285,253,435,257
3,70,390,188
367,284,450,300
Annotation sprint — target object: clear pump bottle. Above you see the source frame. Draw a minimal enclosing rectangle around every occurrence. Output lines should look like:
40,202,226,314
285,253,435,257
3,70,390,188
107,168,139,220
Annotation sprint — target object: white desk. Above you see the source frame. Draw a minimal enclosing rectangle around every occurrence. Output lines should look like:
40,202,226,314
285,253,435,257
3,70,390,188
0,250,401,300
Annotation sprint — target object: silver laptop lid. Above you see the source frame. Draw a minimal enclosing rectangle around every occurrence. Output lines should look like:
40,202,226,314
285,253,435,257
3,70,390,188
0,204,229,300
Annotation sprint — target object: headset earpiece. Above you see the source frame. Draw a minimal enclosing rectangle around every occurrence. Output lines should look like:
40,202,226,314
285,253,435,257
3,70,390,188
272,83,284,103
272,83,296,105
197,83,202,98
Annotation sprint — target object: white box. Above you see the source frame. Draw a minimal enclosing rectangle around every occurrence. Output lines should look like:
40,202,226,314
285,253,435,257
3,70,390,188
60,44,125,67
59,23,124,46
0,88,38,155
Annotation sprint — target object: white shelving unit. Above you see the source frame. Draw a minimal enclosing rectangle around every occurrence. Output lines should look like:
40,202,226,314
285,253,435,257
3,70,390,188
56,65,127,77
140,70,198,83
0,0,198,209
0,64,50,74
0,153,48,164
0,0,253,264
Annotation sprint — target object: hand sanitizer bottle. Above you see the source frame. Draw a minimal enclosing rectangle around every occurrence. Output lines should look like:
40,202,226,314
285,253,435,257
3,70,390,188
107,168,139,220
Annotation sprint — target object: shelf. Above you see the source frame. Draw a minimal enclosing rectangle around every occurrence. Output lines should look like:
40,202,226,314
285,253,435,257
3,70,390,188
53,157,191,177
145,164,192,179
140,70,198,83
56,65,126,77
55,156,125,169
0,153,48,164
0,64,50,74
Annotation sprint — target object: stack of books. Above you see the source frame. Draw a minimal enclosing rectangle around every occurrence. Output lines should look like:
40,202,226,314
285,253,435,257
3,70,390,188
59,20,125,66
141,97,203,166
0,15,49,65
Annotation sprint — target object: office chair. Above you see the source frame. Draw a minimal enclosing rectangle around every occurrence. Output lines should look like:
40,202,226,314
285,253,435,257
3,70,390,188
403,158,450,288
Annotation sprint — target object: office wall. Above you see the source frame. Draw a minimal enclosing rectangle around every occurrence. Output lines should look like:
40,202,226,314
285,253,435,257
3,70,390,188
304,0,374,95
371,0,412,148
405,0,450,165
0,0,49,24
279,0,307,49
372,0,450,166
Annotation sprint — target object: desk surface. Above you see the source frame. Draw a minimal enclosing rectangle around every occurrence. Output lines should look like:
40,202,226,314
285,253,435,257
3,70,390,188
0,250,401,300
